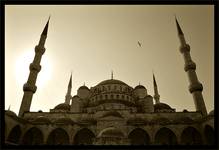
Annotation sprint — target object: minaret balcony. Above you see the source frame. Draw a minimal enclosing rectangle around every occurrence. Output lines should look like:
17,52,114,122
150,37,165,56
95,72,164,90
180,44,190,53
184,61,196,72
35,45,46,54
189,82,203,93
23,83,37,93
29,63,41,72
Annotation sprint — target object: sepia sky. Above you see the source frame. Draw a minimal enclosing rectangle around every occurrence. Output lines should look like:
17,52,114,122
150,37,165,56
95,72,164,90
5,5,214,115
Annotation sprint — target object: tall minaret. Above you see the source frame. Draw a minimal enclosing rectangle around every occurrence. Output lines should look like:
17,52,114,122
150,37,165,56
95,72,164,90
18,17,50,117
175,17,207,116
65,73,72,104
153,73,160,104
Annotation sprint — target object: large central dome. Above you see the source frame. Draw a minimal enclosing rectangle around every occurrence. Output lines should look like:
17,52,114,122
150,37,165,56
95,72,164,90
97,79,128,86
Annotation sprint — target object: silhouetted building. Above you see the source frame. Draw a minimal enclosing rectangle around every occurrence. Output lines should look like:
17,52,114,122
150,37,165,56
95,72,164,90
5,17,214,145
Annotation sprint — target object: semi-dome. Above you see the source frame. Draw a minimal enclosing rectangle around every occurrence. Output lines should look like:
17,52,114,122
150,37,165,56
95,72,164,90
33,116,51,124
78,85,90,90
54,103,70,111
5,110,17,118
154,103,172,110
54,117,74,124
134,85,146,90
97,79,128,86
98,127,124,138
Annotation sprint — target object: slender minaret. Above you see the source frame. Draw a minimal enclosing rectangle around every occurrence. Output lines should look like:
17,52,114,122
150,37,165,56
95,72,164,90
153,73,160,104
175,17,207,116
65,73,72,104
18,17,50,117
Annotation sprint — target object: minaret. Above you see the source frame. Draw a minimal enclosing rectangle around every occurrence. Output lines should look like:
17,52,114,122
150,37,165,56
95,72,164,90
18,17,50,117
153,73,160,104
65,73,72,104
175,17,207,116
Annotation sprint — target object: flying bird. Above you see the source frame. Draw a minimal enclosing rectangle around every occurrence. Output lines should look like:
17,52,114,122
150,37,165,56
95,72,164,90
138,41,142,47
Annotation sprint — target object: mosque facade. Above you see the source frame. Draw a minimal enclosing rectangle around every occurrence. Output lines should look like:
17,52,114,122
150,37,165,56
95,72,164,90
4,17,214,145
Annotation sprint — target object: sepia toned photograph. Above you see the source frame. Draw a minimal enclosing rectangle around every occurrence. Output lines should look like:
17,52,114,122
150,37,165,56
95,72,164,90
4,5,214,146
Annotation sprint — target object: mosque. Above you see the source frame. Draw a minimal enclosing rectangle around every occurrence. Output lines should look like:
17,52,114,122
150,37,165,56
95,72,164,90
4,17,214,145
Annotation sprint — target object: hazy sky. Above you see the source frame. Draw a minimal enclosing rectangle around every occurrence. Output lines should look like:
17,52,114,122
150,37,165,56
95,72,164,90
5,5,214,115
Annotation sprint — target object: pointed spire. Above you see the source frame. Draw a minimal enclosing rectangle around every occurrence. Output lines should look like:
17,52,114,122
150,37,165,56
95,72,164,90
68,73,72,88
111,70,113,79
153,73,157,87
42,16,50,36
84,82,85,86
175,16,183,35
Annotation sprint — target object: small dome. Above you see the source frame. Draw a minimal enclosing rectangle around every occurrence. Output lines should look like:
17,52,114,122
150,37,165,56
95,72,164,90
72,95,80,99
54,103,70,111
78,86,90,90
134,85,146,90
5,110,17,117
98,127,124,138
54,117,74,124
154,103,172,110
209,110,214,116
33,116,51,124
97,79,128,86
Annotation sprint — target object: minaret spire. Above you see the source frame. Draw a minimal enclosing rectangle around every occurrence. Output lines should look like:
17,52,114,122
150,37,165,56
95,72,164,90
18,17,50,117
65,73,72,104
175,17,207,116
153,72,160,104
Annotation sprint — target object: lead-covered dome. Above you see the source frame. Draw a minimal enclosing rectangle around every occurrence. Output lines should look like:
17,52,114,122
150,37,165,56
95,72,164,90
78,85,90,90
54,103,70,111
134,85,146,90
97,79,128,86
5,110,17,118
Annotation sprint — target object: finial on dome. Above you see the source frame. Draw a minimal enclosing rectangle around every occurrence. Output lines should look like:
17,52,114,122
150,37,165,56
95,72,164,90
111,70,113,79
84,82,85,86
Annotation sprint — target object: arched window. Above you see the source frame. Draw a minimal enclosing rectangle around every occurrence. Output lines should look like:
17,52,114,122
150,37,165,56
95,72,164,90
111,95,114,99
108,86,111,91
120,86,122,92
155,127,177,145
114,85,117,90
74,128,95,145
7,125,21,145
128,128,150,145
105,95,108,99
100,95,102,100
21,127,43,145
181,127,202,145
47,128,69,145
122,95,124,99
116,95,119,99
204,125,214,145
